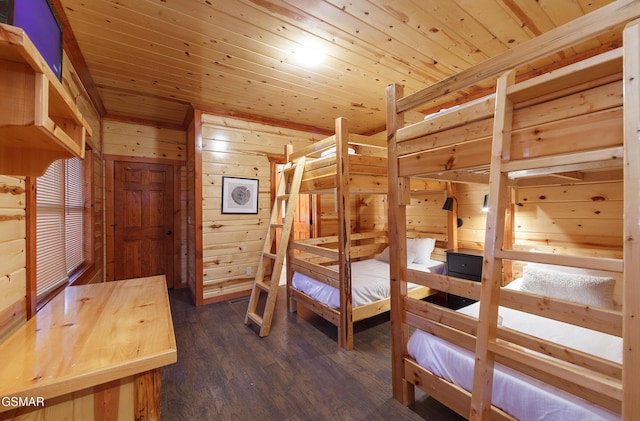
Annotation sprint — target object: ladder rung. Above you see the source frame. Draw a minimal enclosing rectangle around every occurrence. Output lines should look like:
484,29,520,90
264,252,277,260
246,312,263,326
255,279,270,291
271,223,284,229
277,194,290,200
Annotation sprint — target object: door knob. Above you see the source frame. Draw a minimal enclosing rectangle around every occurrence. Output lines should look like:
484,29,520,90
166,230,173,235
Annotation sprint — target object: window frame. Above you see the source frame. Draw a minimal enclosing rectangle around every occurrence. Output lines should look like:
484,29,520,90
26,148,94,318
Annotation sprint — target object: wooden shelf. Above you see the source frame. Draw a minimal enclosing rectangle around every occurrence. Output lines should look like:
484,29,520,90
0,23,92,176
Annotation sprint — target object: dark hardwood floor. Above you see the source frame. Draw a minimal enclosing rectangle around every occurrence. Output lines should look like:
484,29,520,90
161,286,466,420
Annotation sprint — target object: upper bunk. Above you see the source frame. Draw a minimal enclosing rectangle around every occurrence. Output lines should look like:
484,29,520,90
286,117,388,195
285,117,442,199
392,47,624,187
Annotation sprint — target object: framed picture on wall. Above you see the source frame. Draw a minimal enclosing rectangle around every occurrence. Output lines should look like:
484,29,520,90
221,176,259,214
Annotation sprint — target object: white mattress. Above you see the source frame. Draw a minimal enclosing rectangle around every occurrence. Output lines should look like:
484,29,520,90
291,258,446,309
407,280,622,420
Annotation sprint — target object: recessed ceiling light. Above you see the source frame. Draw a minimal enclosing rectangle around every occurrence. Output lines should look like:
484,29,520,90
293,39,325,67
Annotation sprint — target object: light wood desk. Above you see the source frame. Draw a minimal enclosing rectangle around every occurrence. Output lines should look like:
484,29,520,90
0,276,177,420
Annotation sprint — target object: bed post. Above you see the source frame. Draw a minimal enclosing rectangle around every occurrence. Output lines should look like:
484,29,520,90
386,83,413,404
335,117,354,350
622,19,640,421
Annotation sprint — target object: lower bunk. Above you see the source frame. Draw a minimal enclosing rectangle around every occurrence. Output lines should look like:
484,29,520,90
287,231,446,349
400,263,622,420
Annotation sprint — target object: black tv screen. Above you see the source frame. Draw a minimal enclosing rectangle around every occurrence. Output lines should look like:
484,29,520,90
1,0,63,80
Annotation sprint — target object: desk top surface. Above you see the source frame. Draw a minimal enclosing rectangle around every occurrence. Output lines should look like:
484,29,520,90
0,276,176,403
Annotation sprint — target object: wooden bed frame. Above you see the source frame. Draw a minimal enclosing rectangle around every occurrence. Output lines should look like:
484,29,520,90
285,117,443,350
386,2,640,420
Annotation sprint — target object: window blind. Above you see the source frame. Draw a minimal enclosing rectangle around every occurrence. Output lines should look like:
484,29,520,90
65,157,84,273
36,156,86,300
36,160,68,299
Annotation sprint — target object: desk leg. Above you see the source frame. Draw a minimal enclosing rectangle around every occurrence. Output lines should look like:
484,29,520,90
135,369,160,421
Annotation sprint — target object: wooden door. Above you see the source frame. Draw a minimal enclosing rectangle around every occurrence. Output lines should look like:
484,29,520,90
293,193,312,242
272,162,314,250
114,162,174,287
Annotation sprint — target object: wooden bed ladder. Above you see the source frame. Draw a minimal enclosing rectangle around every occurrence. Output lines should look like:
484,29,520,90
471,62,629,418
244,151,306,337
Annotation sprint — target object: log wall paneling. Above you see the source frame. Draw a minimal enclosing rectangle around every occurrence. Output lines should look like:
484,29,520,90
452,181,623,276
407,190,450,261
514,181,623,256
358,194,387,232
102,120,186,161
195,113,315,304
318,194,358,237
454,184,490,251
0,176,26,343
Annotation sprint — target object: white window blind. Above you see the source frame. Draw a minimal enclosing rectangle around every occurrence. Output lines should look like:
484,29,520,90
36,157,86,300
65,157,84,273
36,160,67,299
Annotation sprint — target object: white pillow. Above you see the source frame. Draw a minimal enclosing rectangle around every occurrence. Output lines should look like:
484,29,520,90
527,261,618,280
521,265,615,309
409,238,436,264
526,258,623,307
376,244,418,265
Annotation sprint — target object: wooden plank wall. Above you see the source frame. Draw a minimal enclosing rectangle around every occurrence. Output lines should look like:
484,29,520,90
455,181,623,302
0,176,26,342
456,181,623,255
358,194,387,232
318,194,358,237
514,181,623,258
197,113,316,303
456,184,491,250
102,121,186,161
407,190,449,261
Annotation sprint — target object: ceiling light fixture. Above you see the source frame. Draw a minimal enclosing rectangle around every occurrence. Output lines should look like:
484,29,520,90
293,39,325,67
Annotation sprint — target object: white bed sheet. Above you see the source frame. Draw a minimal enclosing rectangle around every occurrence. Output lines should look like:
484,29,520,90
291,258,446,309
407,280,622,421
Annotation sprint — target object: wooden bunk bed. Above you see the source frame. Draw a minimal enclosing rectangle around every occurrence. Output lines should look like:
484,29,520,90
286,117,447,350
386,1,640,420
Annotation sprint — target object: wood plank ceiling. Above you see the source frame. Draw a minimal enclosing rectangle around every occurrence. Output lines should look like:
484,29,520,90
55,0,621,134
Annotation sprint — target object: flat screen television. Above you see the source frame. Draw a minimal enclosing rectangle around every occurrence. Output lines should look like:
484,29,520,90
0,0,63,80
